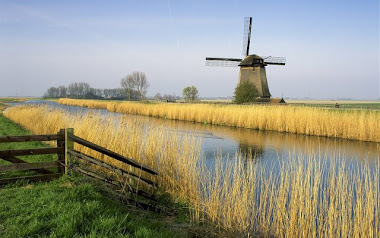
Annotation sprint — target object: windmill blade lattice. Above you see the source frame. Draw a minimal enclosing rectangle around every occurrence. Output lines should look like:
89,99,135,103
242,17,252,56
205,57,242,67
262,56,286,65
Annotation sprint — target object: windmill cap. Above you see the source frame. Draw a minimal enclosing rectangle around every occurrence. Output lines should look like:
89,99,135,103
239,54,265,66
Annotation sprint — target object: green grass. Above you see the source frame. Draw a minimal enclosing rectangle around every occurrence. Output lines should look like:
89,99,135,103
0,114,57,178
0,103,7,111
0,113,191,238
0,176,183,238
0,113,34,136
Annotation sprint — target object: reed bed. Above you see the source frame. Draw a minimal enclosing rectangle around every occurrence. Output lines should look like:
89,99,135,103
58,98,380,142
197,152,379,237
5,105,380,237
4,105,201,202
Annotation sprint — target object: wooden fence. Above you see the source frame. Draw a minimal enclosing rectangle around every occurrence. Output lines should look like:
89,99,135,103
0,132,65,185
0,129,158,201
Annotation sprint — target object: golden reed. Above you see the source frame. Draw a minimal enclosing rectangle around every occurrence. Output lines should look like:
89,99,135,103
5,105,379,237
58,98,380,143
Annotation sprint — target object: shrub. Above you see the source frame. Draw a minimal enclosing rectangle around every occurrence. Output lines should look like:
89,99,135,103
233,81,258,104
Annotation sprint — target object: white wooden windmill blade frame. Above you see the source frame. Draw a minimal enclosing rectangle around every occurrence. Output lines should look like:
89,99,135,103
205,57,242,67
262,56,286,65
242,17,252,57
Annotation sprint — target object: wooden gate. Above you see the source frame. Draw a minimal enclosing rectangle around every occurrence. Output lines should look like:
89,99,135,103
0,132,65,185
0,128,158,202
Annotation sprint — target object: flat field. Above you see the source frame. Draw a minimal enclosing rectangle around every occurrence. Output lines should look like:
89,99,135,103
201,98,380,109
286,99,380,109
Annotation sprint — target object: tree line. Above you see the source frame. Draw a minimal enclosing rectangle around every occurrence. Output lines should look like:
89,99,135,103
43,82,126,99
43,71,150,100
43,71,203,102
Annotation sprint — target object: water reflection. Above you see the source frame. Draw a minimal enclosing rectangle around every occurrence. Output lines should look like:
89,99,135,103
238,143,265,162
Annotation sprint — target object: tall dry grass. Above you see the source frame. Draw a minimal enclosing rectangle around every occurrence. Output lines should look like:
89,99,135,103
58,98,380,142
4,105,201,201
196,152,379,237
5,105,380,237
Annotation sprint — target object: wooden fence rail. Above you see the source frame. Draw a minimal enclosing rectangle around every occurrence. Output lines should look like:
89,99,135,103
0,147,64,157
67,149,157,187
65,131,158,201
0,161,59,172
67,133,158,175
0,128,158,202
0,131,65,185
0,134,63,143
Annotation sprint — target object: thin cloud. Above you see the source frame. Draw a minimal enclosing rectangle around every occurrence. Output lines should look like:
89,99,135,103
10,3,117,45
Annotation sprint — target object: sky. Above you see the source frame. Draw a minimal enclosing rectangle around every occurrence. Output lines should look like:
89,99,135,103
0,0,379,99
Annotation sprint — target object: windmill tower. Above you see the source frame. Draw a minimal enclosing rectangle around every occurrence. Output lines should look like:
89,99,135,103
206,17,286,99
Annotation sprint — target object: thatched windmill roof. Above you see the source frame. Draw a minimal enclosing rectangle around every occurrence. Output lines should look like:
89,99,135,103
239,54,265,67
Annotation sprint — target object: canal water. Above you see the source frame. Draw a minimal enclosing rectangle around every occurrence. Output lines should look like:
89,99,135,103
9,100,379,171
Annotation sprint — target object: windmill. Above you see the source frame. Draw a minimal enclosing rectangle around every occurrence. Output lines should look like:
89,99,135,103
206,17,286,99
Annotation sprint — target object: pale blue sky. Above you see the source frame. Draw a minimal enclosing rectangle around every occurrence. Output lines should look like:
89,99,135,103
0,0,379,99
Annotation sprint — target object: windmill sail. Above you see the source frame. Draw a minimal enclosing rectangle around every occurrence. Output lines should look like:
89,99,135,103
205,57,242,67
262,56,286,65
242,17,252,56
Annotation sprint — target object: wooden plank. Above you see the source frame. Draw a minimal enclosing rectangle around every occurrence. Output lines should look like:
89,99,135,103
64,128,74,175
101,184,155,210
68,149,157,187
0,161,59,172
73,166,157,201
0,134,64,143
1,156,55,174
57,129,65,174
0,147,64,157
0,173,61,185
67,133,158,175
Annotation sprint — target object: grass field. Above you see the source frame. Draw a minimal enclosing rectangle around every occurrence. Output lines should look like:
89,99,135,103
0,176,186,238
0,114,57,178
58,98,380,143
0,113,192,238
4,104,379,237
286,99,380,110
201,99,380,109
0,97,38,112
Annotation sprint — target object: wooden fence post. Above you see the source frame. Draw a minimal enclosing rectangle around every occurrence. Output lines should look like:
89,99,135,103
64,128,74,175
57,129,65,174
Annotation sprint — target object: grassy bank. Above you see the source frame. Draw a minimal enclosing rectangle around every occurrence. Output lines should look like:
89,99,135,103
5,105,379,237
0,176,185,238
58,98,380,143
0,113,191,237
0,113,58,178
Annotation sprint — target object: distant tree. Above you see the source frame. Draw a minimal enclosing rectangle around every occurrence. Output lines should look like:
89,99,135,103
44,83,131,100
182,86,199,101
133,71,149,100
110,88,126,99
121,75,136,100
154,93,163,100
67,82,91,99
67,83,77,98
43,87,59,98
93,88,103,98
79,82,91,98
57,85,67,98
233,81,259,104
163,94,174,101
121,71,149,100
103,89,112,99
